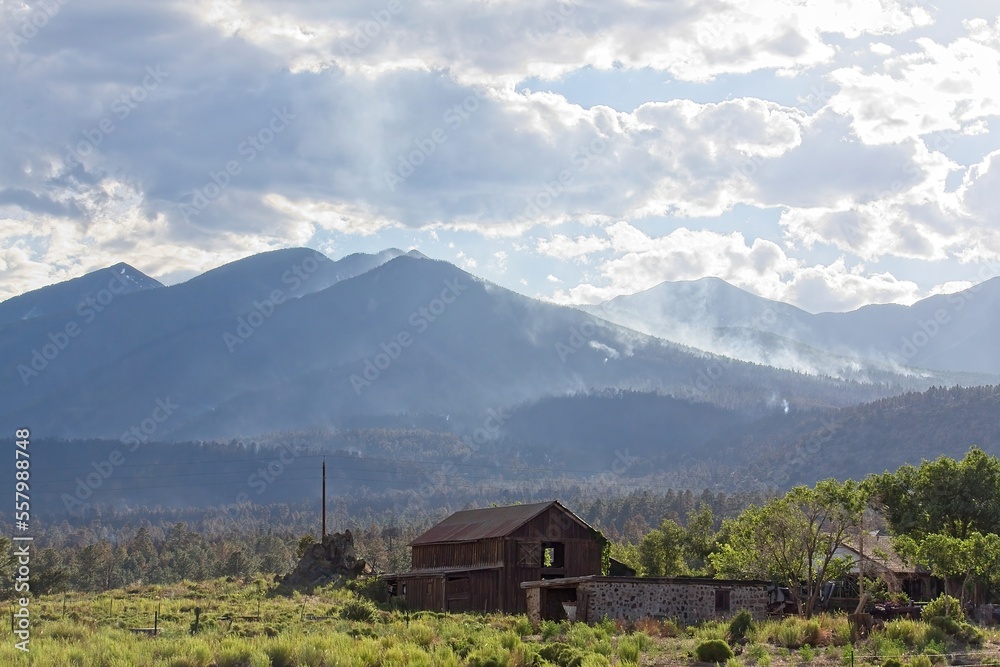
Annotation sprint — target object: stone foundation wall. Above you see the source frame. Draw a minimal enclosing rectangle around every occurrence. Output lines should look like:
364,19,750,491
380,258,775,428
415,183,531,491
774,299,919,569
580,580,768,624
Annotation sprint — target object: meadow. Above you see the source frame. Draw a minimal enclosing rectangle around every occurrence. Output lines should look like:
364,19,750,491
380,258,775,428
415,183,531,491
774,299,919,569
4,578,1000,667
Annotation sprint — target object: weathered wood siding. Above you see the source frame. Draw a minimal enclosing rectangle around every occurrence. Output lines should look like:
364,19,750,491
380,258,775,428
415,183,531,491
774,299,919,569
401,576,444,611
402,504,605,614
411,538,503,570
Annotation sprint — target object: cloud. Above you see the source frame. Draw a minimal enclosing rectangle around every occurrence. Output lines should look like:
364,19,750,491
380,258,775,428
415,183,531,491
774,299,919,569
536,233,610,260
549,223,922,312
0,0,996,313
829,18,1000,145
201,0,931,83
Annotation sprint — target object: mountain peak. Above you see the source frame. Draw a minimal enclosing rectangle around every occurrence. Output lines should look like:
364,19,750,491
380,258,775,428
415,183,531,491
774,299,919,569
0,262,163,329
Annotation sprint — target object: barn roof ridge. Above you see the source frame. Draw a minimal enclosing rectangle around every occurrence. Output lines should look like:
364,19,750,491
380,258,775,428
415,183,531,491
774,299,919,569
409,500,599,546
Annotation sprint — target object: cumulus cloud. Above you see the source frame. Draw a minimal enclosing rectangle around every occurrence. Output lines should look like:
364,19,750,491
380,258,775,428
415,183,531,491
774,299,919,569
549,223,922,312
829,18,1000,145
0,0,996,313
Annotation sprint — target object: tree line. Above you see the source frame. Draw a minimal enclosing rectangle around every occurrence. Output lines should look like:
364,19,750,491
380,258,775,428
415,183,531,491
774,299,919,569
615,446,1000,617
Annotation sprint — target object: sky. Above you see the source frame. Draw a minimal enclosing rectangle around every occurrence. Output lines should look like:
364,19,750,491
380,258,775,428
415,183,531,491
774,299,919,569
1,0,999,313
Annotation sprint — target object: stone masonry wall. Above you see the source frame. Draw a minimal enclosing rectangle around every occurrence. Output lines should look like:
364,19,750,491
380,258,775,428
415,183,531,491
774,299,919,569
581,581,768,624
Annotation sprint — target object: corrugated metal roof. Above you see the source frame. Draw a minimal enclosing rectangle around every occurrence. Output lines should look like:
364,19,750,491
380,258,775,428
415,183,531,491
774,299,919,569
410,501,595,546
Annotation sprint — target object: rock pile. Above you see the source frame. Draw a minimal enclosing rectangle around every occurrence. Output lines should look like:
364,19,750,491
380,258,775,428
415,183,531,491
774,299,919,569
280,530,371,588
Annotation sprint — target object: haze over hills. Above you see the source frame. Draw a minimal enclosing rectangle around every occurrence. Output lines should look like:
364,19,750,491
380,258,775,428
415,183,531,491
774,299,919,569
0,248,948,442
0,262,164,329
585,276,1000,377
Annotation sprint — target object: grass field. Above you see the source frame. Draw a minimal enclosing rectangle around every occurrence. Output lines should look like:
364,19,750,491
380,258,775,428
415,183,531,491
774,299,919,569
4,579,1000,666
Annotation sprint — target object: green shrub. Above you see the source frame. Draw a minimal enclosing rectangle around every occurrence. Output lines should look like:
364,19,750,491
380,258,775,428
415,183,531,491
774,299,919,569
339,598,379,623
467,646,511,667
617,637,641,664
801,620,821,646
883,619,923,647
927,615,983,645
728,610,756,643
264,642,296,667
746,643,771,667
595,616,616,638
347,576,390,603
538,642,586,667
448,635,477,658
540,620,565,640
215,647,269,667
908,657,933,667
922,637,946,661
882,659,903,667
513,616,534,637
695,620,729,641
922,595,963,623
696,639,735,664
777,621,801,649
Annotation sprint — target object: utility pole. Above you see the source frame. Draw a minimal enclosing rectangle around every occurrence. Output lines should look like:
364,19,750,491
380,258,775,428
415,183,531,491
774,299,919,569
322,458,327,539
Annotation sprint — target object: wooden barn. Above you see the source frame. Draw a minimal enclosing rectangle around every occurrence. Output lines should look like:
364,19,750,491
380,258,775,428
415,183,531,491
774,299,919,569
383,501,608,614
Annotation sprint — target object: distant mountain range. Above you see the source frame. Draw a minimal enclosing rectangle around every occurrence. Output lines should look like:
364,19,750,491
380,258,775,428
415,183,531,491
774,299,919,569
584,276,1000,377
0,248,996,442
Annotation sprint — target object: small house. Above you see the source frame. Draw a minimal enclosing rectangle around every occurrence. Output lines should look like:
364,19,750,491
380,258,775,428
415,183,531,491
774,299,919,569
830,532,943,603
383,501,607,614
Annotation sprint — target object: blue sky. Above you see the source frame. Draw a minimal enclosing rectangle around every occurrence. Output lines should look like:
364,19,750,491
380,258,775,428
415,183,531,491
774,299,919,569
2,0,999,313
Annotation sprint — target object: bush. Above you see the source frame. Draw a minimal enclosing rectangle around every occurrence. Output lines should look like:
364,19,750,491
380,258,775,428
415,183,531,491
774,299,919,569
347,576,390,603
513,616,534,637
777,621,801,649
540,620,565,640
801,620,821,647
696,639,735,664
265,642,296,667
617,637,641,664
538,642,586,667
746,643,771,667
339,598,379,623
728,610,756,643
467,647,511,667
927,615,983,645
922,595,963,623
882,619,923,647
908,657,933,667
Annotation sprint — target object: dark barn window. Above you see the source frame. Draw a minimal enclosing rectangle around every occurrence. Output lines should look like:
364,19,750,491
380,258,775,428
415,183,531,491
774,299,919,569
715,589,731,613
